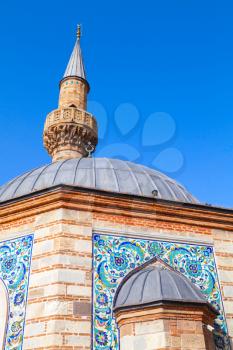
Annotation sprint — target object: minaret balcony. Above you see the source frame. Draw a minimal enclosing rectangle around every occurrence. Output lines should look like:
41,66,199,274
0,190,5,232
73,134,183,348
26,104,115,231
44,107,97,134
43,107,98,161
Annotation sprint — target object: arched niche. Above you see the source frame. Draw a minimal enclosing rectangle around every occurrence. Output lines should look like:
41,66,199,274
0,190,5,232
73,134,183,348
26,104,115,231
0,279,8,350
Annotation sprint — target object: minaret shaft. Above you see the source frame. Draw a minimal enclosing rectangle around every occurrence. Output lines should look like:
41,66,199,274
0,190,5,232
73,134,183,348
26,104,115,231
59,76,89,110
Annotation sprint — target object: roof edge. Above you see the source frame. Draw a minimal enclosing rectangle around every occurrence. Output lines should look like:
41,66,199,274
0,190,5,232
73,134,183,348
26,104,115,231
113,299,219,316
0,185,233,230
0,183,233,214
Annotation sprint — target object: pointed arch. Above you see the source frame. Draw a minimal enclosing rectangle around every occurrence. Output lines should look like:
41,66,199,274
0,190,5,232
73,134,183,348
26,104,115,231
0,279,8,350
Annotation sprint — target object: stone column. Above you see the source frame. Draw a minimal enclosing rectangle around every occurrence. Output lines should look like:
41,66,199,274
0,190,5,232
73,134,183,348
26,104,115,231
115,305,217,350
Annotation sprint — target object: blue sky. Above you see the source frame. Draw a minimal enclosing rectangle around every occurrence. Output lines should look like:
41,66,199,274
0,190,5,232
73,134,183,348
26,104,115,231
0,0,232,208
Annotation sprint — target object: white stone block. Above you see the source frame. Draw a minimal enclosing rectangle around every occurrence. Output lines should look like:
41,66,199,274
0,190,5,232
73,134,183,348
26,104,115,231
24,334,63,348
145,332,170,348
43,283,66,297
27,300,70,319
46,319,91,333
219,270,233,284
223,301,233,315
67,285,92,297
223,286,233,297
65,335,91,346
121,335,134,350
30,268,86,287
24,322,45,337
58,268,86,284
135,320,165,335
61,223,92,237
214,241,233,254
74,239,92,253
35,209,64,226
35,223,64,239
227,318,233,336
33,239,53,256
215,256,233,268
133,336,147,349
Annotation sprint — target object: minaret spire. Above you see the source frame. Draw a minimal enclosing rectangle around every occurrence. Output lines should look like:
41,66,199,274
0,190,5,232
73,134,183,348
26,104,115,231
77,24,81,40
63,24,87,81
43,27,98,162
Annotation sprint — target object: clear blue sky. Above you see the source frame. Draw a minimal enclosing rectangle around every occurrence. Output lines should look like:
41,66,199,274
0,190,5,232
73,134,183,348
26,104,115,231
0,0,232,208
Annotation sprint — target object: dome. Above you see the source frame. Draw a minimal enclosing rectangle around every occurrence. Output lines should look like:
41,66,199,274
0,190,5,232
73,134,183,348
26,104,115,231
0,158,198,204
113,264,217,313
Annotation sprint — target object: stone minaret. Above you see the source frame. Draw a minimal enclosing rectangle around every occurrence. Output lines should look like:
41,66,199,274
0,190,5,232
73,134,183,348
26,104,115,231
43,25,98,162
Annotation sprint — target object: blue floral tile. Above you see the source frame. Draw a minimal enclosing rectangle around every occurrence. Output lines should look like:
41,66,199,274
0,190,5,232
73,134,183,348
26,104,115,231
0,234,33,350
93,234,227,350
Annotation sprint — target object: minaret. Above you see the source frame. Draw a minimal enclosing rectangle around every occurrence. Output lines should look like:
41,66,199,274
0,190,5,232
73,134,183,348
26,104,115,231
43,25,98,162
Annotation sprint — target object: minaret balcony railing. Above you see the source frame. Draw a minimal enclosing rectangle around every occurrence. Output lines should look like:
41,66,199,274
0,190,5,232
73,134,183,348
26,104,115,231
44,107,97,134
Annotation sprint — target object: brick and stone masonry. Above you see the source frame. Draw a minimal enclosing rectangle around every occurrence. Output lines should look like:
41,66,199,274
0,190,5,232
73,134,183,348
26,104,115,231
0,188,232,349
115,305,216,350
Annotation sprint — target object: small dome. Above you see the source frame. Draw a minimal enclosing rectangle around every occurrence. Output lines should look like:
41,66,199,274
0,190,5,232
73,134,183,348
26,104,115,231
0,158,198,204
114,264,217,313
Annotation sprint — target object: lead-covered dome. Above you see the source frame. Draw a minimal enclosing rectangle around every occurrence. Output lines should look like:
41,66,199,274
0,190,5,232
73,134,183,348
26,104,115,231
0,158,198,203
114,264,217,314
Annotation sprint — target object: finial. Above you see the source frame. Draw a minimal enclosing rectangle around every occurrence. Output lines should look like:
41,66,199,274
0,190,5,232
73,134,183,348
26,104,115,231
77,24,81,40
85,142,95,158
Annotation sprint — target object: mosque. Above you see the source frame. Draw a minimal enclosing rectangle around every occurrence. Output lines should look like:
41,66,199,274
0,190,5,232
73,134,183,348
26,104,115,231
0,26,232,350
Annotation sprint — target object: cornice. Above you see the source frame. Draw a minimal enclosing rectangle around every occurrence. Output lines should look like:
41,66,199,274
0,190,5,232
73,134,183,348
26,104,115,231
0,185,232,231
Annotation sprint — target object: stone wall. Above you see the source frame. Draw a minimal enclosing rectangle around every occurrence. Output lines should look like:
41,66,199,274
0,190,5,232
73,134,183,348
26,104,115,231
93,214,233,344
116,310,213,350
213,229,233,340
0,208,93,350
26,208,93,350
0,189,232,349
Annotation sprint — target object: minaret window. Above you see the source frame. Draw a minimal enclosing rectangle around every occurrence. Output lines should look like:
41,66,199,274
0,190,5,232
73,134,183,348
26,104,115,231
0,279,8,349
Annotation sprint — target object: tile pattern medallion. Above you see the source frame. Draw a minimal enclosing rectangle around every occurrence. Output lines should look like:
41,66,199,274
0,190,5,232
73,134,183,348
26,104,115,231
0,234,33,350
93,234,228,350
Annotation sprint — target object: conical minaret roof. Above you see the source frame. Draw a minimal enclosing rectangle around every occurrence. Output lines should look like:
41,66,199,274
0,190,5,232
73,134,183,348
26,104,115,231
63,25,86,80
